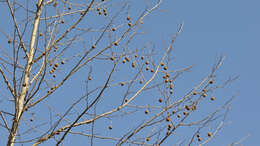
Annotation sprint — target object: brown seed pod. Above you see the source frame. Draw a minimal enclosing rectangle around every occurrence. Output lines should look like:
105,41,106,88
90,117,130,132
108,125,112,130
53,74,56,78
114,41,118,46
183,111,188,115
177,114,181,118
150,69,154,73
97,7,101,11
30,118,33,122
168,123,173,129
202,89,207,93
170,90,173,94
122,59,126,64
162,76,167,79
192,105,197,111
125,56,130,62
145,61,149,65
80,11,84,15
39,33,43,36
192,91,197,95
42,52,46,55
127,16,131,21
158,98,162,103
210,96,216,101
146,137,150,141
51,87,55,90
141,56,144,60
202,93,207,97
139,80,143,84
166,117,171,122
53,2,57,7
61,20,64,24
92,45,96,49
164,79,169,83
128,22,132,27
185,105,190,111
145,109,149,114
88,76,92,80
140,20,143,24
110,56,115,61
60,60,65,65
160,62,164,66
196,133,200,138
124,98,128,102
112,27,116,31
146,66,149,71
163,66,168,70
98,11,102,15
172,110,176,114
209,80,214,84
166,73,170,78
22,83,26,87
198,137,202,142
120,82,125,86
8,39,11,44
54,63,59,67
131,62,135,68
104,12,107,16
68,6,72,10
170,83,173,89
208,132,212,137
135,54,138,58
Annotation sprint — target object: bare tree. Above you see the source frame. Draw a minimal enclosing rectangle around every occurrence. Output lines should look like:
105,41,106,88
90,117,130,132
0,0,238,146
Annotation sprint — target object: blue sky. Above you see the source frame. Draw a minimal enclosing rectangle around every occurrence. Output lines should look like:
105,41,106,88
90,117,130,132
0,0,259,145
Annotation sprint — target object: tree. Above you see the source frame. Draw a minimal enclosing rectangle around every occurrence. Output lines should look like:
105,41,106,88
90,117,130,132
0,0,237,145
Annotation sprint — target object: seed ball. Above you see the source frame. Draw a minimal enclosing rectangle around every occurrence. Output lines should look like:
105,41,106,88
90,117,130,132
108,125,112,130
141,56,144,60
209,80,214,84
145,110,149,114
202,93,207,97
208,132,212,137
112,27,116,31
210,96,216,101
122,59,126,63
127,16,131,21
146,137,150,141
163,66,168,70
158,98,162,103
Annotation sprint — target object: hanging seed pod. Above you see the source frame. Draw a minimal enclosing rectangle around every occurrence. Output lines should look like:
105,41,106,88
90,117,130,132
166,73,170,78
39,33,43,36
120,82,125,86
202,93,207,97
125,56,130,62
146,137,150,142
98,11,102,15
54,63,59,68
192,105,197,111
170,90,174,95
128,22,132,27
160,62,164,66
208,132,212,137
183,111,188,115
110,56,115,61
168,123,173,129
112,27,116,31
141,56,144,60
108,125,112,130
198,137,202,142
172,110,176,114
97,7,101,11
124,98,128,102
202,89,207,93
92,45,96,49
166,116,171,122
210,96,216,101
8,39,11,44
192,91,197,95
61,60,65,64
145,109,149,114
196,133,200,138
60,20,64,24
53,74,56,78
177,114,181,118
132,62,135,68
68,6,72,10
209,80,214,84
163,66,168,70
122,59,126,64
158,98,162,103
139,80,143,84
145,61,149,65
127,16,131,21
170,83,173,89
164,79,169,83
114,41,118,46
150,69,154,73
185,105,190,111
88,76,92,80
53,2,57,7
146,66,149,71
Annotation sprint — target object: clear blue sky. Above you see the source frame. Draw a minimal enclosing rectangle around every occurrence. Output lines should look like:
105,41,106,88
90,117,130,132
0,0,259,145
